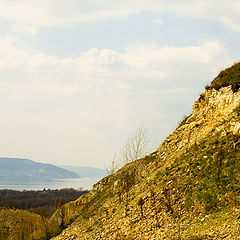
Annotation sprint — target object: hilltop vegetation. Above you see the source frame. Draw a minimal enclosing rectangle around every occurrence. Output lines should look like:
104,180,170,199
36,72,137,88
207,62,240,92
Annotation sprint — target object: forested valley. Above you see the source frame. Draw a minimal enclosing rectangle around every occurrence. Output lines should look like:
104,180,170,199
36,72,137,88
0,188,88,217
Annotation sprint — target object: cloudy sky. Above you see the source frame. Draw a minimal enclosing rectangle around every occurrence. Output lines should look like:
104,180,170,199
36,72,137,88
0,0,239,168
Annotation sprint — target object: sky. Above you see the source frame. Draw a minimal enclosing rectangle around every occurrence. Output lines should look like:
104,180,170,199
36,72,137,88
0,0,239,168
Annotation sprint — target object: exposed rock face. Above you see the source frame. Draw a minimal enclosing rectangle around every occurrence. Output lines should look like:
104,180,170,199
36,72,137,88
51,85,240,239
193,87,240,119
157,86,240,168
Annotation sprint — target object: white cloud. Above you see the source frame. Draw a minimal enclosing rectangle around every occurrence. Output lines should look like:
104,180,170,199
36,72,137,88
0,37,232,89
0,1,240,31
0,36,233,166
12,23,38,35
152,16,163,25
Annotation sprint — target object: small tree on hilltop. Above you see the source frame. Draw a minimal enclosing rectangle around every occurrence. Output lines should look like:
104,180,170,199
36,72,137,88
105,153,119,175
121,126,149,165
106,126,150,176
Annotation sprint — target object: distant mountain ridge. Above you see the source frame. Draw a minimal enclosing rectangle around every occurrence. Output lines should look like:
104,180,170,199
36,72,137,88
0,158,79,183
59,165,107,178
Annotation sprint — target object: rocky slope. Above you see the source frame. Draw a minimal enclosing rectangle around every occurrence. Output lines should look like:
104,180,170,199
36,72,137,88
50,63,240,239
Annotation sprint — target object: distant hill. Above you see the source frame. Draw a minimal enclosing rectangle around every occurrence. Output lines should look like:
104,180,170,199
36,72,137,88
0,158,79,183
59,165,107,178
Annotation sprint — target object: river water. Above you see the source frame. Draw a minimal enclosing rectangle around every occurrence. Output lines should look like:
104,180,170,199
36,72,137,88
0,177,101,191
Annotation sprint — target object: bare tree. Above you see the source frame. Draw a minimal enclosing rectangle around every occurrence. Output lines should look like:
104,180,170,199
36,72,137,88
121,126,149,164
105,126,150,176
138,197,145,219
122,171,135,217
59,197,66,229
105,153,119,175
39,207,50,239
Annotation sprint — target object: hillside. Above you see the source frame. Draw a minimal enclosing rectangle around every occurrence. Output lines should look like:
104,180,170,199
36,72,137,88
1,62,239,240
46,62,240,240
0,208,44,240
0,158,79,183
